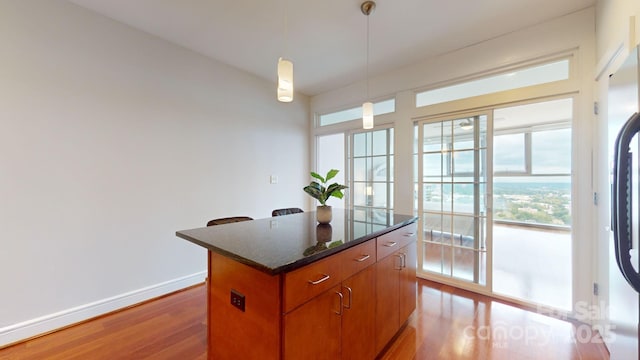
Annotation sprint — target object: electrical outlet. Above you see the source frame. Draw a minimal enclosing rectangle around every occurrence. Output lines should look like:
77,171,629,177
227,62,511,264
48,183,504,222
230,289,245,312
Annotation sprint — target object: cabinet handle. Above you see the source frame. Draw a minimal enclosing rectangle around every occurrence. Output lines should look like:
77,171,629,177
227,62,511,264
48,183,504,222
404,232,416,237
394,254,403,270
384,241,397,248
355,254,371,262
335,291,344,315
308,273,330,285
343,286,353,309
400,253,407,268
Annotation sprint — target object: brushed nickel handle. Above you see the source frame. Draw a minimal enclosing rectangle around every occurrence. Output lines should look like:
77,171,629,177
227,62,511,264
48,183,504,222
343,286,353,309
404,232,416,237
400,253,407,268
308,274,330,285
394,254,403,270
355,254,371,262
335,291,344,315
384,241,397,247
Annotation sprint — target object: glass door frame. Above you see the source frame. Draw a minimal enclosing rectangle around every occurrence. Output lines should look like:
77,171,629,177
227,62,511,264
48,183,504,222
416,110,494,294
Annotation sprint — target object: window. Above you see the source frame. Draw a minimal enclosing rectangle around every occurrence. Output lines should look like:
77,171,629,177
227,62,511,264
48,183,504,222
492,98,573,310
316,133,346,208
319,99,395,127
416,59,570,107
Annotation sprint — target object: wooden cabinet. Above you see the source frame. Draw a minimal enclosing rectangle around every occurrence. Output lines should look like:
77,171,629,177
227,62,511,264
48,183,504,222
341,265,376,360
283,284,342,359
204,221,417,360
283,267,377,360
375,250,401,354
374,222,417,354
399,242,417,323
283,240,376,360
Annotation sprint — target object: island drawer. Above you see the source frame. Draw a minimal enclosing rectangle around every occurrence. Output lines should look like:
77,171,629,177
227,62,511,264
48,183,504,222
340,240,376,279
376,222,417,261
283,254,342,313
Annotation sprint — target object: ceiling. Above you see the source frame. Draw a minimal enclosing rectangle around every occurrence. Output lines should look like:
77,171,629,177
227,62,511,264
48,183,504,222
67,0,596,97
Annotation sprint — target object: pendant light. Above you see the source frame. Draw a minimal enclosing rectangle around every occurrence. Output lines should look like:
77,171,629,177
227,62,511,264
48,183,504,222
361,1,375,129
277,58,293,102
277,0,293,102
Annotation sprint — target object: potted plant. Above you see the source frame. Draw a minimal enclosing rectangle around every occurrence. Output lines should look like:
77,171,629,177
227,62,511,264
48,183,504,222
303,169,348,224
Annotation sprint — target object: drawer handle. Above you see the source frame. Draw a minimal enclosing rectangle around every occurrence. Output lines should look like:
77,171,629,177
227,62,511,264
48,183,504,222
404,232,416,237
355,254,371,262
384,241,397,247
308,273,331,285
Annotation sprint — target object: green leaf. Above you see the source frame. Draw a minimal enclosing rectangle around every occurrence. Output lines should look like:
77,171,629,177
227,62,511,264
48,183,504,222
310,172,325,183
303,185,323,200
325,169,339,182
330,190,344,199
304,182,328,205
326,183,348,200
328,240,344,248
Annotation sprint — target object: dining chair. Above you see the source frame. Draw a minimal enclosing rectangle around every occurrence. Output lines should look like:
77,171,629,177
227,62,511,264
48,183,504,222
271,208,304,217
206,216,253,226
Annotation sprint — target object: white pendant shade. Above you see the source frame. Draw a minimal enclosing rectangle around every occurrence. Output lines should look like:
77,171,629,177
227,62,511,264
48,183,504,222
277,57,293,102
363,101,374,129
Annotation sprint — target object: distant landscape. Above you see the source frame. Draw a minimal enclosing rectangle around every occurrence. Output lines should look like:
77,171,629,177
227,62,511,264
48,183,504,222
493,182,571,226
423,181,571,226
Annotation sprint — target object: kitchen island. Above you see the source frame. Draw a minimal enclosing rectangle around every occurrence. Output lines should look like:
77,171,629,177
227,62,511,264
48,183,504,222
176,208,418,359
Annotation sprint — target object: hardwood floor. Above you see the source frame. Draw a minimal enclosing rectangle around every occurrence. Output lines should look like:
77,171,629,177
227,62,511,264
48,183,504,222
0,279,609,359
380,281,609,360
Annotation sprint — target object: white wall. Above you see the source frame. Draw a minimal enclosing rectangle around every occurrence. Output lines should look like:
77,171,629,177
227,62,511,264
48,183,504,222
0,0,309,346
596,0,640,65
312,7,596,310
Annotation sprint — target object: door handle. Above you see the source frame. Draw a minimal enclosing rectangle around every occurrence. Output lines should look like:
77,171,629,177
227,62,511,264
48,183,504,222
343,286,353,309
399,252,407,268
335,291,344,315
613,112,640,293
394,254,403,270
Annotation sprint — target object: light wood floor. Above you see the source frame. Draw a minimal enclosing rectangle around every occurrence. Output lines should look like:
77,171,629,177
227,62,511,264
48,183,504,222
0,279,609,359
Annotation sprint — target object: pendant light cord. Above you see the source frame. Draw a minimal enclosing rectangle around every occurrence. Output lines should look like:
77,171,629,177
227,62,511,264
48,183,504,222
283,0,289,56
366,12,370,100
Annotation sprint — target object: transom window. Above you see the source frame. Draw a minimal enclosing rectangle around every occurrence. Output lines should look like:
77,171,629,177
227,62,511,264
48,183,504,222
319,99,395,127
416,59,570,107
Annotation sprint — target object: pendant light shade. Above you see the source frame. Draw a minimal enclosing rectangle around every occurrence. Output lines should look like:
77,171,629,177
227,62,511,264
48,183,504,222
277,57,294,102
363,101,374,129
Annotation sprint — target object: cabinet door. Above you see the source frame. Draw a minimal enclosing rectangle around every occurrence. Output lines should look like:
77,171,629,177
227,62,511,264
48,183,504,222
374,252,402,354
399,242,417,323
284,285,342,360
341,266,375,360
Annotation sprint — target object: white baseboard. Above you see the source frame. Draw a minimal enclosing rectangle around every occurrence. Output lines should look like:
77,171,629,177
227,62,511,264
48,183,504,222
0,271,207,348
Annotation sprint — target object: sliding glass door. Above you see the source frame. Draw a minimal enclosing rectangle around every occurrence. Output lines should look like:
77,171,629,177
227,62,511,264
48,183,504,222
491,98,573,310
418,114,489,287
416,98,574,310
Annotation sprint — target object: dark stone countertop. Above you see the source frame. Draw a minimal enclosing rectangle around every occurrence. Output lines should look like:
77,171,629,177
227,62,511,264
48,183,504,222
176,208,417,275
